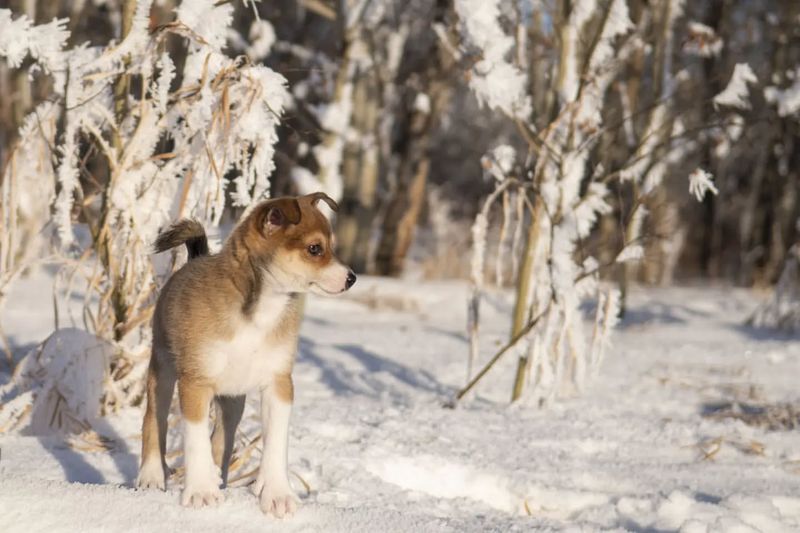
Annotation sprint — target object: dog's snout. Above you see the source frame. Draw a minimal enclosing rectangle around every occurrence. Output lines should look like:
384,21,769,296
345,270,357,290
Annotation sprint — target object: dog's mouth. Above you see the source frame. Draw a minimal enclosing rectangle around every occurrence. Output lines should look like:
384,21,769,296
310,282,344,295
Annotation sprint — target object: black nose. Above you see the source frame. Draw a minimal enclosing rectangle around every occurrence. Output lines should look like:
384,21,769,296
345,271,357,290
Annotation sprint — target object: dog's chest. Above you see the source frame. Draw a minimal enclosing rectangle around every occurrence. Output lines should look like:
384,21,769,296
206,292,297,394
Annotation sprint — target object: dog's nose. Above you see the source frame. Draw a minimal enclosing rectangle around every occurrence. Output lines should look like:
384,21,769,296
345,271,357,290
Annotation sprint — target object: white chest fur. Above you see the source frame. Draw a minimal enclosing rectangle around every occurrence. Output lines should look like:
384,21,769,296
204,291,297,395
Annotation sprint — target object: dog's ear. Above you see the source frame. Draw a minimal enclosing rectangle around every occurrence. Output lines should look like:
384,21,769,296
261,198,301,234
306,192,339,213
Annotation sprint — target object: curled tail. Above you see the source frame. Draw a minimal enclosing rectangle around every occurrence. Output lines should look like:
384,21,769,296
154,219,209,260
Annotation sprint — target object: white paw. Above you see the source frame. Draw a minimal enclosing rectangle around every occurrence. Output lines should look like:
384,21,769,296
182,467,223,508
181,483,224,508
136,460,166,490
252,475,298,518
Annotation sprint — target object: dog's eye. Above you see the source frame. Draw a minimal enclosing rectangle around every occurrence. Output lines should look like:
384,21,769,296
307,243,323,256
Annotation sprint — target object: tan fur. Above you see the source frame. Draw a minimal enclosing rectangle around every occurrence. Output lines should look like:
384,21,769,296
141,361,160,462
179,382,214,423
139,355,176,481
138,193,354,501
274,373,294,403
150,196,337,381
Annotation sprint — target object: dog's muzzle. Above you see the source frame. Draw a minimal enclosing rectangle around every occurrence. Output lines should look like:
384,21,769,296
345,271,357,290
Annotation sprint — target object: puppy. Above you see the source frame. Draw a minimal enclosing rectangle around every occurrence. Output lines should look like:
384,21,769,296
136,192,356,517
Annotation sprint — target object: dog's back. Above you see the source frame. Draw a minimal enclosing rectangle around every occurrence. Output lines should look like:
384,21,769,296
151,220,232,378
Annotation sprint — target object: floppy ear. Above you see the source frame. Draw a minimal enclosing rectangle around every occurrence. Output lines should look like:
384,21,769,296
306,192,339,213
261,198,301,234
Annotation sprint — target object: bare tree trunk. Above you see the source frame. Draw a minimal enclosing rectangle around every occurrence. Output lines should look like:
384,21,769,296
762,148,798,284
510,197,543,402
373,126,432,276
372,1,455,276
336,61,380,272
738,133,770,284
508,0,573,401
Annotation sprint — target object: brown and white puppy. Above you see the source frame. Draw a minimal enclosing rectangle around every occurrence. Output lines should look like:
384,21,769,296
136,192,355,517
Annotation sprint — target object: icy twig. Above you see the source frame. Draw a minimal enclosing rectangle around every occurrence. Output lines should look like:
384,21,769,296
450,300,552,406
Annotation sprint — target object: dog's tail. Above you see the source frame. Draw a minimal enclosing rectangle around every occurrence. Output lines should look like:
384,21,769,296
154,219,209,260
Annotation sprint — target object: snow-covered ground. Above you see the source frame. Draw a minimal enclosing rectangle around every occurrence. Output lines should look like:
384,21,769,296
1,271,800,532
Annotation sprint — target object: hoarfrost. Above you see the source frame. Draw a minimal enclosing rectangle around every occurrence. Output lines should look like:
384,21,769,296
688,168,719,202
714,63,758,110
454,0,531,118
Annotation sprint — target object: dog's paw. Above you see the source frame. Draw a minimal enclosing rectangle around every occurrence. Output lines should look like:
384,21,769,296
136,460,166,490
181,484,224,508
182,468,224,508
260,488,298,518
252,475,298,518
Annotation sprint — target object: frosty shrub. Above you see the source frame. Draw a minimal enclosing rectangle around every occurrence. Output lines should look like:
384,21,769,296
454,0,731,404
0,0,289,427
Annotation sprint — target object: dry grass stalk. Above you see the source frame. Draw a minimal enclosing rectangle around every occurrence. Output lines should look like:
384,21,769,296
227,466,259,487
66,430,118,453
783,460,800,475
699,437,724,461
523,498,533,516
689,436,767,461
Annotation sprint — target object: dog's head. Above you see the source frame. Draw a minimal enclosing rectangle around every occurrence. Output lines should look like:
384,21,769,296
246,192,356,295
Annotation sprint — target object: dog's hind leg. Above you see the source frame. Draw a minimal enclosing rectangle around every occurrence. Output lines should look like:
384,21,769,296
210,394,246,487
136,354,176,490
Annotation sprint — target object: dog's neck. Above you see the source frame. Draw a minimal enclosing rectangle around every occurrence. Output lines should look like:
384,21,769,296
222,213,302,318
249,281,293,329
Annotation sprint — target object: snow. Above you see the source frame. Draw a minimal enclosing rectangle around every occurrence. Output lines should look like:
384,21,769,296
176,0,233,52
714,63,758,110
615,244,645,264
0,9,69,71
584,0,634,83
413,93,431,115
559,0,633,104
3,329,114,435
765,69,800,117
688,168,719,202
454,0,531,118
481,145,516,182
246,19,276,62
2,269,800,531
683,21,724,58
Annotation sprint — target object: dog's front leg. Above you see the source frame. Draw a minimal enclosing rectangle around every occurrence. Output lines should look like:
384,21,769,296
179,382,223,507
252,373,298,518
